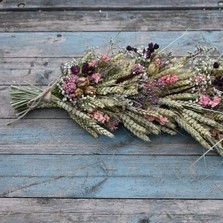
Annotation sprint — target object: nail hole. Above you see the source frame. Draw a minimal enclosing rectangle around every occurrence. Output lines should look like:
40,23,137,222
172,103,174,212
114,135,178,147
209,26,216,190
218,1,223,7
57,34,62,38
17,2,25,8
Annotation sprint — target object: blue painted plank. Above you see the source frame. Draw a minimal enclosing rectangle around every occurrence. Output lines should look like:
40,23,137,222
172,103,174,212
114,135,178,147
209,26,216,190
0,155,222,198
0,119,207,155
1,31,223,57
0,58,67,86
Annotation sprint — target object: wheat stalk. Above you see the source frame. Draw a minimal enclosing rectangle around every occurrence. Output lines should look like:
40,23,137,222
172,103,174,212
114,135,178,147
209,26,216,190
175,116,212,151
126,111,160,135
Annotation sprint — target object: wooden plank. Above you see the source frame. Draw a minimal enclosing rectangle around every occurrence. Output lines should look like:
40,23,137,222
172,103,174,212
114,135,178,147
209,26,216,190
0,119,207,155
1,10,223,32
0,87,73,119
0,155,222,198
0,57,67,86
1,31,223,58
0,198,223,223
0,0,221,9
0,86,72,119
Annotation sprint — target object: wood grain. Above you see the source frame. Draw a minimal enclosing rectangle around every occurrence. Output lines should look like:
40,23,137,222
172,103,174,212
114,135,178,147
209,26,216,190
0,57,66,86
0,154,222,198
0,118,208,155
0,0,221,9
1,31,223,58
1,198,223,223
1,10,223,32
1,0,223,218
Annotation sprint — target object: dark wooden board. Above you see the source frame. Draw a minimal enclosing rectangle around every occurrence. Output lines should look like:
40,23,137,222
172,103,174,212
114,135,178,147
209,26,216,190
1,198,223,223
1,10,223,32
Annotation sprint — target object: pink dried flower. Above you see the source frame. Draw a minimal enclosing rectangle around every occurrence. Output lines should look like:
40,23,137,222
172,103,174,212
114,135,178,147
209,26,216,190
91,111,110,124
88,60,97,67
159,116,169,125
145,114,169,125
100,54,110,62
91,72,102,83
159,74,179,85
198,95,221,108
210,96,221,108
198,95,211,107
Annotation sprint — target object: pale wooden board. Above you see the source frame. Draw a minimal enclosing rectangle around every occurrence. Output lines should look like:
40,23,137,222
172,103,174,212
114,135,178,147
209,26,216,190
0,0,221,9
1,198,223,223
0,31,223,58
1,10,223,32
0,118,208,155
0,154,222,198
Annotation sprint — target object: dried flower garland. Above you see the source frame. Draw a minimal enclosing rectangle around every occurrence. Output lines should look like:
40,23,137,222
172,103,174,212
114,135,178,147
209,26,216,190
9,42,223,156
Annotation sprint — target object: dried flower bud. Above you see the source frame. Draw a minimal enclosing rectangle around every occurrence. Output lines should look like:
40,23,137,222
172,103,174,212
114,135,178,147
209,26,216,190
85,86,97,96
76,77,89,88
213,62,220,69
154,43,159,49
75,88,84,97
147,63,159,76
154,57,162,66
126,45,133,51
70,65,80,74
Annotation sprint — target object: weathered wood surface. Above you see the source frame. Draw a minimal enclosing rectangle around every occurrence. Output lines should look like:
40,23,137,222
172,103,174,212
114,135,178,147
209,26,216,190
0,30,221,119
1,0,223,222
0,118,209,155
1,10,223,31
0,0,222,9
1,154,223,198
1,31,223,58
1,199,223,223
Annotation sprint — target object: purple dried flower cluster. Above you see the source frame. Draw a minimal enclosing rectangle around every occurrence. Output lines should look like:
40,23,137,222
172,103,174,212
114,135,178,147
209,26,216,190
126,42,159,59
59,55,110,101
213,76,223,91
63,74,78,100
143,42,159,59
131,64,145,75
141,80,165,105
